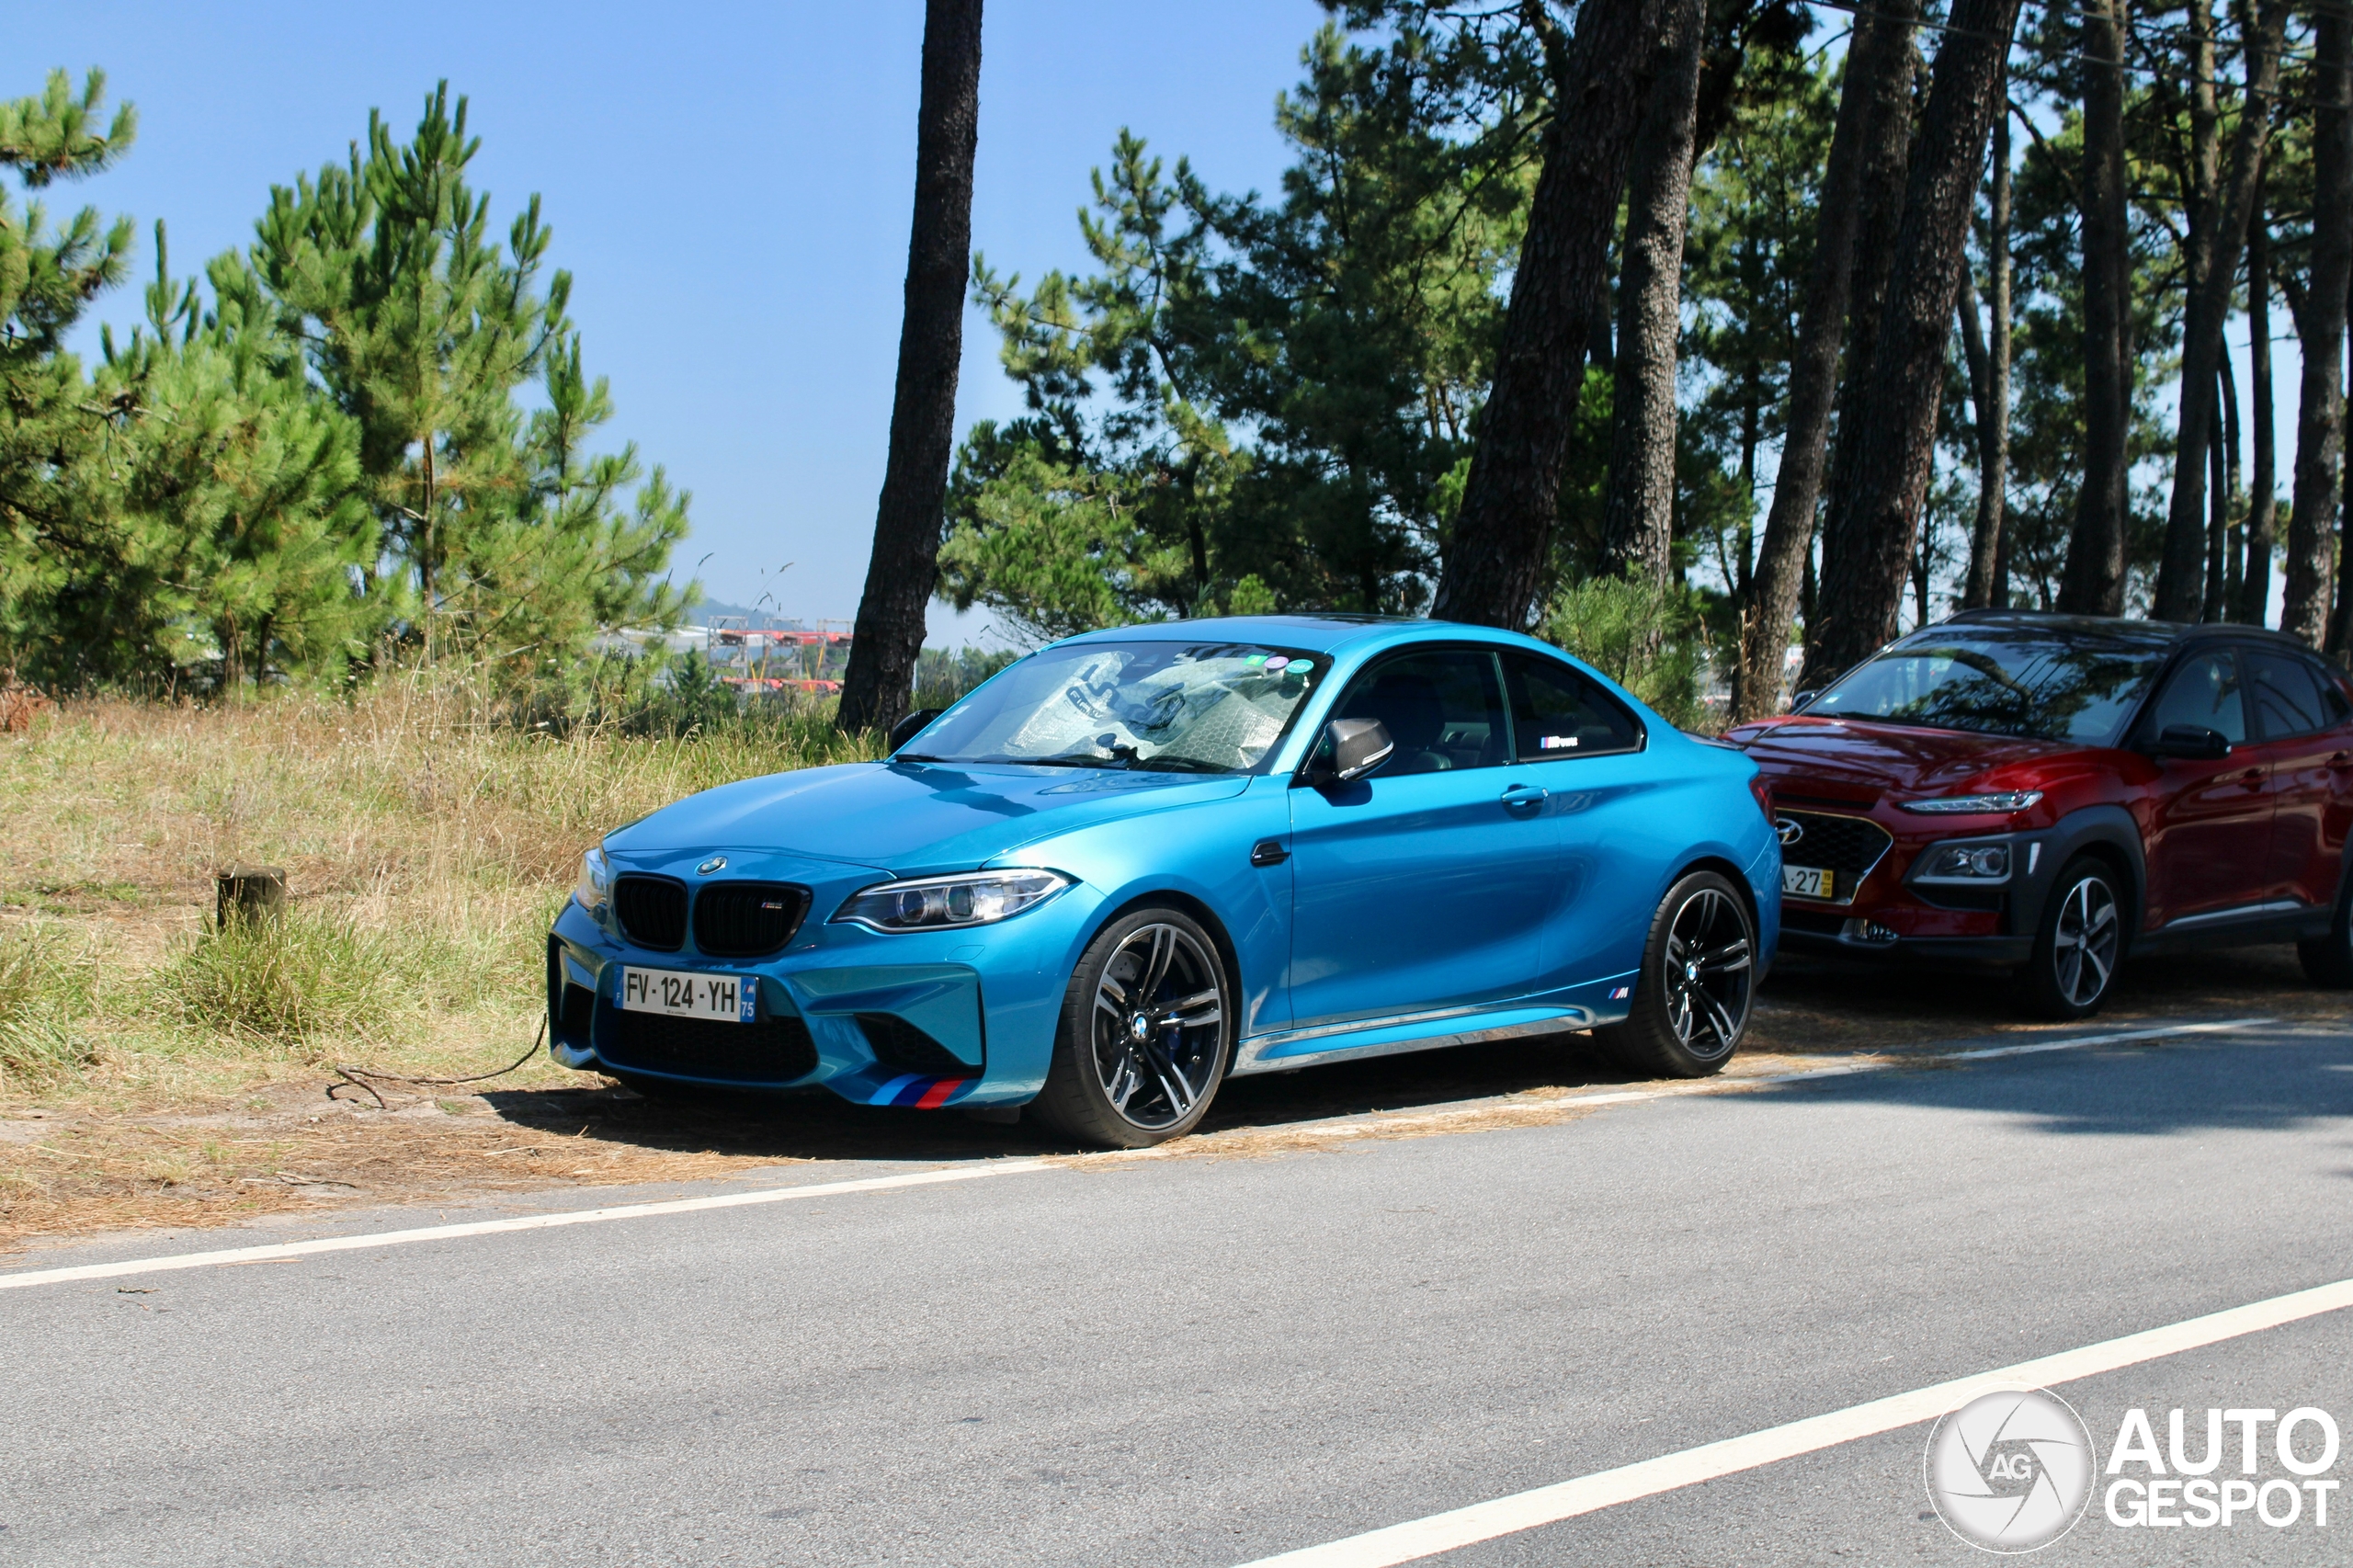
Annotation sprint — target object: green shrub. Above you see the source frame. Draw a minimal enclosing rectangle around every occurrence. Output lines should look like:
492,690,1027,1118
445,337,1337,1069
1540,574,1711,732
162,907,415,1048
0,924,99,1081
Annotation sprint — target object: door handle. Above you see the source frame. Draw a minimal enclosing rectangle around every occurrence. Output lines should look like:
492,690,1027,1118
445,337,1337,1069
1249,838,1290,867
2238,767,2266,790
2331,751,2352,770
1499,783,1549,816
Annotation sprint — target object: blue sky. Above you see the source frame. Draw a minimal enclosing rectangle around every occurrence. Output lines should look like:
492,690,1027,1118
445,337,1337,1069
17,1,1330,642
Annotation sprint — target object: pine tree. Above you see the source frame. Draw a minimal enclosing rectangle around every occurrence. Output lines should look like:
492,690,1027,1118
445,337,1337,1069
249,83,688,672
0,70,137,676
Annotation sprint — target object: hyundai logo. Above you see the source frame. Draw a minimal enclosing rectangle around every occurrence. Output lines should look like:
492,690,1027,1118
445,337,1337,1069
697,856,728,875
1776,817,1804,846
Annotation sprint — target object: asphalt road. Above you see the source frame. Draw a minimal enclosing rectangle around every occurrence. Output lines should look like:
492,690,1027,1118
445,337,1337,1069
5,1017,2351,1566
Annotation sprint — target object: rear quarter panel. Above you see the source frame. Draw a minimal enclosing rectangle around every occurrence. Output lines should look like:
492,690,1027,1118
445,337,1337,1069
1545,728,1779,990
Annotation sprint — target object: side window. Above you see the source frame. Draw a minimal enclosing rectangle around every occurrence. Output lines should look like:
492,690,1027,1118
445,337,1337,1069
1502,653,1642,760
2143,651,2247,744
2247,650,2329,739
1331,651,1509,776
2307,659,2353,728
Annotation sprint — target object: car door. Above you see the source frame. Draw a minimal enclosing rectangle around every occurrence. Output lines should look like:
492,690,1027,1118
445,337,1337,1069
2137,646,2271,926
1285,647,1556,1029
2244,648,2353,910
1497,650,1661,993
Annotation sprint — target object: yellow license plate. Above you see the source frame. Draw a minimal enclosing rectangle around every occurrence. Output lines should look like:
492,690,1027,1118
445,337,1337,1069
1782,865,1834,900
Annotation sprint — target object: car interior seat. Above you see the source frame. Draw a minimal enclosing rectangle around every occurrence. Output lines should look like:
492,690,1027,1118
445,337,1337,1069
1348,672,1453,774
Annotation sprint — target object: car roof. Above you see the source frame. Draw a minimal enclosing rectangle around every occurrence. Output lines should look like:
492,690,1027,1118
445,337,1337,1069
1055,614,1559,658
1928,608,2323,656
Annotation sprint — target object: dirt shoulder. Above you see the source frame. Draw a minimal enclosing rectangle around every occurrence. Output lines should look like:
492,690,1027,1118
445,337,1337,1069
5,945,2338,1262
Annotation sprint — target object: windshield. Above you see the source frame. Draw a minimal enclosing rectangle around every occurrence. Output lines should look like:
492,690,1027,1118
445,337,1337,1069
900,642,1327,774
1808,630,2165,744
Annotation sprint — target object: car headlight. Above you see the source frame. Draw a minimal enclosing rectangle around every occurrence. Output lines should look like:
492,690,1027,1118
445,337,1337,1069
1898,790,2042,814
831,869,1071,933
1914,841,2013,882
574,847,614,914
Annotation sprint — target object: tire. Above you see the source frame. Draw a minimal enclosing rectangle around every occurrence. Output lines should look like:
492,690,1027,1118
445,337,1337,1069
2018,857,2126,1019
1596,870,1756,1079
2297,871,2353,988
1030,906,1233,1149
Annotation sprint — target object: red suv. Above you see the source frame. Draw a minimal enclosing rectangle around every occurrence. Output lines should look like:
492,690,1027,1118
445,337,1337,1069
1726,610,2353,1017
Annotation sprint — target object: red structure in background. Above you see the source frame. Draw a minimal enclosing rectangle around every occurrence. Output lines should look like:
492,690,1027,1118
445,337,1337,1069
708,619,853,698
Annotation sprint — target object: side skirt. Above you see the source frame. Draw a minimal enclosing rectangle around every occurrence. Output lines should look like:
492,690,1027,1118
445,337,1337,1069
2136,900,2331,954
1231,1002,1602,1077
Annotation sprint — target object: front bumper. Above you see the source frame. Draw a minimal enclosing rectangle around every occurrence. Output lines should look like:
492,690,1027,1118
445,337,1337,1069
547,872,1104,1107
1776,823,2063,971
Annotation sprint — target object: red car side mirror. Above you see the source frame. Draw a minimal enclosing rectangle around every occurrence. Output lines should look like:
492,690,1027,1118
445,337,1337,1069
2146,723,2232,761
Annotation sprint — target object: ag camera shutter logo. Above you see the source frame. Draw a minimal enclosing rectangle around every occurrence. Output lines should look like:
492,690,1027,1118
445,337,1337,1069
1925,1387,2097,1552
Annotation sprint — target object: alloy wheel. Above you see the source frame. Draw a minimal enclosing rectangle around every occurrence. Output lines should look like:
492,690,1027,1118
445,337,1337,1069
1661,886,1753,1061
1089,923,1225,1131
2050,874,2119,1007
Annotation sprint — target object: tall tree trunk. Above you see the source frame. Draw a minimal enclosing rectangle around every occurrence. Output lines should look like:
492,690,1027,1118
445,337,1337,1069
2242,190,2278,624
1804,53,1920,689
1600,0,1708,584
2288,4,2353,647
2060,0,2133,614
1433,0,1676,628
1959,105,2010,610
1807,0,2026,683
838,0,984,735
2154,0,2289,624
1733,0,1919,718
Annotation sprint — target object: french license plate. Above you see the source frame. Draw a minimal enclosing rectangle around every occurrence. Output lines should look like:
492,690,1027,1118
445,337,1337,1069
616,966,756,1023
1782,865,1835,901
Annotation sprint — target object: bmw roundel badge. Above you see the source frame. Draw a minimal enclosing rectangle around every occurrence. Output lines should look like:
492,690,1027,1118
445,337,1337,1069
697,855,727,875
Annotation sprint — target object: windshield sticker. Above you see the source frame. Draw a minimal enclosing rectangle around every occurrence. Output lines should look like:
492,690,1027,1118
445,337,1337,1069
1263,654,1290,670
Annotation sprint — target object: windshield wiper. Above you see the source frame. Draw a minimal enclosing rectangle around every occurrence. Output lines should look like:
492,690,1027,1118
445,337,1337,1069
977,753,1122,769
1132,755,1232,774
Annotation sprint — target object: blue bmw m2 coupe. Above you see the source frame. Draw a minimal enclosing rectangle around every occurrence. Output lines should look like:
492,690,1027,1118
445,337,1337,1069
547,616,1780,1147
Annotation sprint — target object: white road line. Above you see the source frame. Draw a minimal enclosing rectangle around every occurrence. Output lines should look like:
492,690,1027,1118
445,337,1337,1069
0,1014,2284,1293
0,1159,1060,1292
1233,1274,2353,1568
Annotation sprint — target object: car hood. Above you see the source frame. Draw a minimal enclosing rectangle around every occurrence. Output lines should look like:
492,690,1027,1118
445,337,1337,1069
1726,716,2075,798
606,759,1251,871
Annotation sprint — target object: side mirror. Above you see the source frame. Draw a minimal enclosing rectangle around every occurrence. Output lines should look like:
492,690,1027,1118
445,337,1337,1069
2148,722,2231,761
1301,717,1393,787
888,708,943,753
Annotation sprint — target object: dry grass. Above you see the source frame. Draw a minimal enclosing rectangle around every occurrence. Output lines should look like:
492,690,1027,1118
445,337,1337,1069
0,679,878,1110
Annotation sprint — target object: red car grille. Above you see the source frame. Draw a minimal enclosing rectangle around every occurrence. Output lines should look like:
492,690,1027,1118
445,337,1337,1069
1777,811,1893,905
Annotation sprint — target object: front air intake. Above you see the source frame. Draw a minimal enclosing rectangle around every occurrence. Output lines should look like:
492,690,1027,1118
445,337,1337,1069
613,874,688,950
857,1012,975,1076
693,881,811,957
606,1011,819,1084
